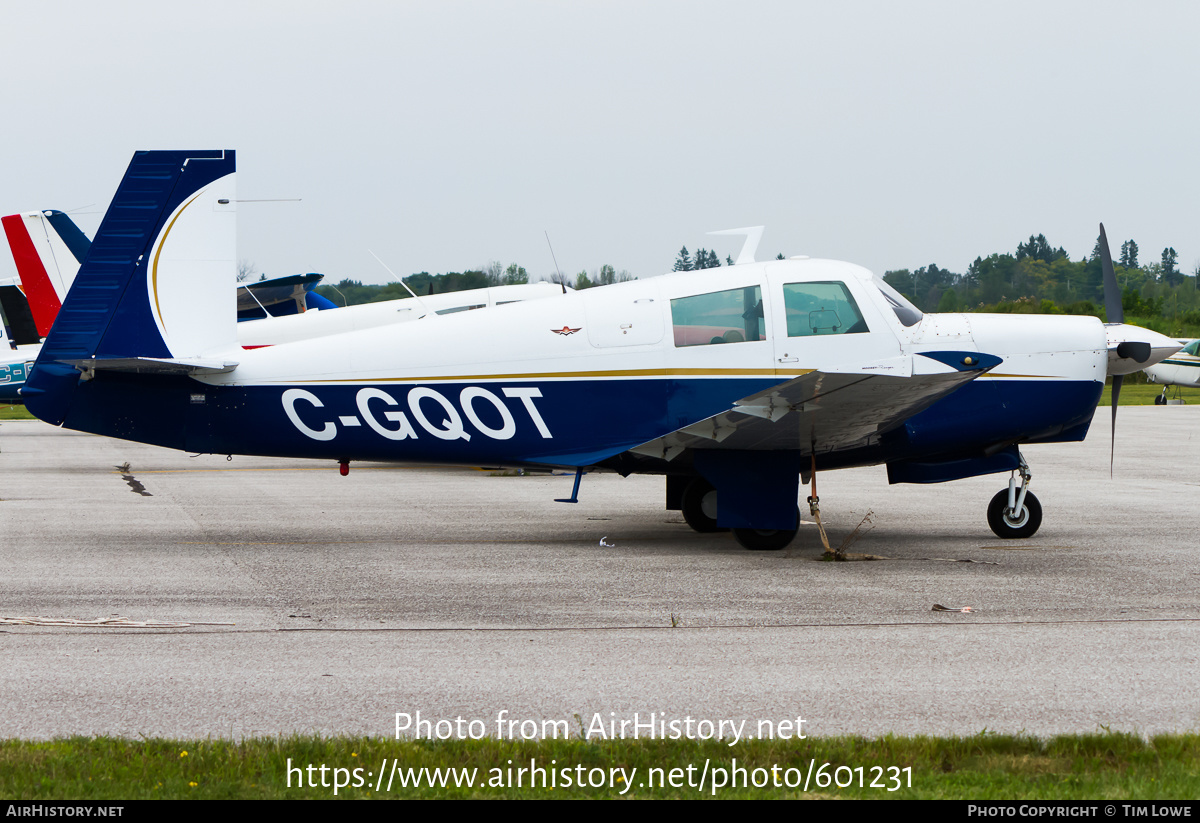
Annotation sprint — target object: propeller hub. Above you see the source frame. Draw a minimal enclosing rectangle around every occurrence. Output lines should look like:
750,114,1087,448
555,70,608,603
1115,341,1152,364
1106,324,1182,375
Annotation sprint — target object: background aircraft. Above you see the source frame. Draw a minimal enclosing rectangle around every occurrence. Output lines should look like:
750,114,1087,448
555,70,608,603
0,277,39,402
1,209,338,400
0,210,89,339
1,209,339,329
22,150,1180,549
237,273,336,320
2,208,563,397
1145,339,1200,403
2,209,564,335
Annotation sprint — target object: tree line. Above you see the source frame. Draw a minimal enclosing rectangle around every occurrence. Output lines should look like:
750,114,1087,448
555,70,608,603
311,234,1199,338
314,260,640,306
673,246,731,270
313,242,787,306
882,233,1200,336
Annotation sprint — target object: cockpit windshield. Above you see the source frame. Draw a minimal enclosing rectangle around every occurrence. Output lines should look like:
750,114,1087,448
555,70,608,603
874,278,923,327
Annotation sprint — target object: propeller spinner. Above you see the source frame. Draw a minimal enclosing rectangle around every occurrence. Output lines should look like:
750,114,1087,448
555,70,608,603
1098,223,1183,473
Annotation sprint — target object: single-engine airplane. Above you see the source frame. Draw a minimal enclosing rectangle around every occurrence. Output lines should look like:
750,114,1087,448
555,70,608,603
22,151,1182,549
1145,339,1199,403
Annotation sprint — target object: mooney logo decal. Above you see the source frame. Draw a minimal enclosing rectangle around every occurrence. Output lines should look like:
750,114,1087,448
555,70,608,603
283,386,553,442
552,326,581,335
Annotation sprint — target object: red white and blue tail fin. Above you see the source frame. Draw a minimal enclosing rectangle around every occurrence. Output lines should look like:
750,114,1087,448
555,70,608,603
1,210,91,337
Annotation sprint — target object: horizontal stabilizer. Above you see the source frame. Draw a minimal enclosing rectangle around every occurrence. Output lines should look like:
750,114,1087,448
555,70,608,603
59,356,239,376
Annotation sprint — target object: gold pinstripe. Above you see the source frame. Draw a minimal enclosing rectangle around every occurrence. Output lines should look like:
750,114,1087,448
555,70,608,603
266,367,816,385
150,190,206,334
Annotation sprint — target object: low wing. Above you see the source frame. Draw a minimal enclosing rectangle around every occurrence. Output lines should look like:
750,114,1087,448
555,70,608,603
629,351,1002,460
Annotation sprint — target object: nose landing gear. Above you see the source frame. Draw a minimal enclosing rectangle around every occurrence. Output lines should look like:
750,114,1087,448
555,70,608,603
986,454,1041,538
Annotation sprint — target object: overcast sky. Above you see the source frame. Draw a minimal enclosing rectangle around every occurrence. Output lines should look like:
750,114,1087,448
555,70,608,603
2,0,1197,287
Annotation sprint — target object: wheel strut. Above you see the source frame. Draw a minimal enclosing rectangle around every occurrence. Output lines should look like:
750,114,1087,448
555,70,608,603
987,450,1042,539
1006,452,1032,521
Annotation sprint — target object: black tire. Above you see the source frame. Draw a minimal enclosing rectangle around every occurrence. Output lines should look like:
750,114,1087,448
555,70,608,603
986,489,1042,539
732,527,797,551
681,478,722,533
1154,394,1166,405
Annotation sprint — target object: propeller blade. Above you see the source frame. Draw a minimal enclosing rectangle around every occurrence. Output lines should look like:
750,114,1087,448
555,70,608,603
1099,223,1122,325
1110,373,1122,477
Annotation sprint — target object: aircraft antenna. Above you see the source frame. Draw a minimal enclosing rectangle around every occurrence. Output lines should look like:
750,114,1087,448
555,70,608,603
545,231,566,293
325,282,348,308
708,226,765,265
368,249,430,318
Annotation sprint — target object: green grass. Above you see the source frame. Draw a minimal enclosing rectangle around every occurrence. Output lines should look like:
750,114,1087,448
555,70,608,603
1,733,1197,799
1099,382,1200,406
1,404,34,420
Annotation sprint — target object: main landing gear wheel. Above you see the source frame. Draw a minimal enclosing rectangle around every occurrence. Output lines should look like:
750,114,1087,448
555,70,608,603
732,527,798,551
1154,392,1166,405
681,478,726,533
986,489,1042,539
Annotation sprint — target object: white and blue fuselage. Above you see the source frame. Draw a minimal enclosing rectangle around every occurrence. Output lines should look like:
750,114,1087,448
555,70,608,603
51,258,1111,470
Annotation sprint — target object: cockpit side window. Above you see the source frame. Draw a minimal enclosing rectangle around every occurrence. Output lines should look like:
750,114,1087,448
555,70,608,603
1183,339,1200,356
874,278,924,327
783,281,868,337
671,286,765,347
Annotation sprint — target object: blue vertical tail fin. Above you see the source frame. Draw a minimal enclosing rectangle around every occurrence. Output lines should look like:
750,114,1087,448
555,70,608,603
24,150,237,425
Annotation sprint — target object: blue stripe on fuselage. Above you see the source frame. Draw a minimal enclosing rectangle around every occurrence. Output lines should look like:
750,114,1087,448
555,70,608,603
60,375,782,465
56,373,1103,470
